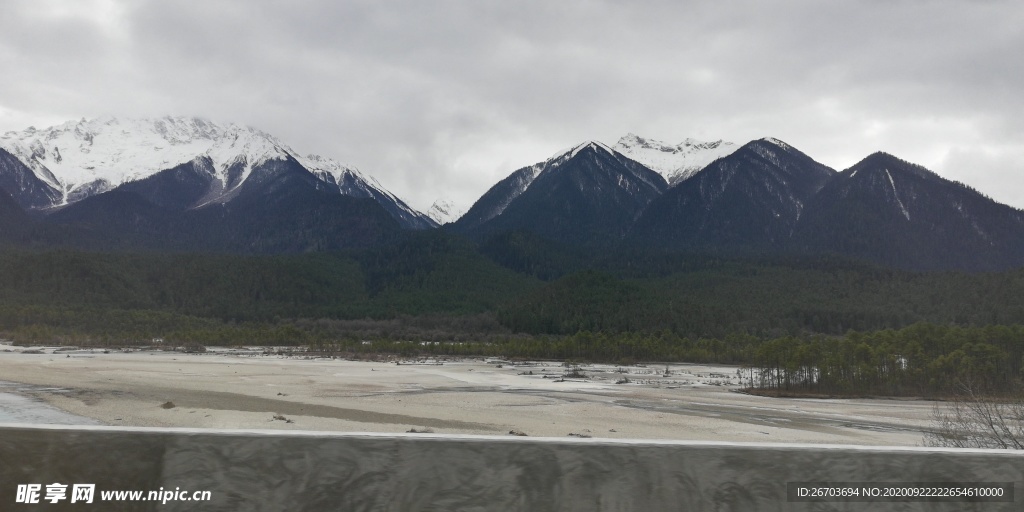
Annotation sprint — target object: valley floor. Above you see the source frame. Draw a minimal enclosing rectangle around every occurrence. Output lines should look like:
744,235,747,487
0,343,936,446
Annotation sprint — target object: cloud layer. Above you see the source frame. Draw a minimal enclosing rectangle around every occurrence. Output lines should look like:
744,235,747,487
2,0,1022,211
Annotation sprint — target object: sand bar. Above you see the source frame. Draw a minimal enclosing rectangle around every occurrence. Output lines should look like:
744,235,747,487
0,343,938,445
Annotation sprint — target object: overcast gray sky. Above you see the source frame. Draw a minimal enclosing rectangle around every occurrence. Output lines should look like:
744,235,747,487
2,0,1022,212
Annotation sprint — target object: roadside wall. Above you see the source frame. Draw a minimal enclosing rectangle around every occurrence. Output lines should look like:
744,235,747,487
0,425,1021,511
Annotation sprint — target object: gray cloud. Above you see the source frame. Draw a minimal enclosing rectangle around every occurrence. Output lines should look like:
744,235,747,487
1,0,1022,211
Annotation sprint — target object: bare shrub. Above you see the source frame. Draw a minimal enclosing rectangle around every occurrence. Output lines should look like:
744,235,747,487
562,363,586,379
924,383,1024,450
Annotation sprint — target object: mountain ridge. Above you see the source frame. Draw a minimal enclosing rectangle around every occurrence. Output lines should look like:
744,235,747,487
793,151,1024,271
453,141,668,245
613,133,738,185
2,120,1022,271
0,116,436,229
629,137,836,250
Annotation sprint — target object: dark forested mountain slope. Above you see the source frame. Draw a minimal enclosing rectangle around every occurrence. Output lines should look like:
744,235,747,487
0,147,61,210
186,157,402,253
453,141,667,245
116,157,220,211
454,165,545,232
3,118,1023,272
629,138,835,251
43,157,401,253
793,152,1024,271
0,188,31,239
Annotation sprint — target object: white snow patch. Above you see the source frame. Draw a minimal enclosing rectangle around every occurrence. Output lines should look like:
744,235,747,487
300,153,434,227
425,198,465,225
0,117,292,204
613,133,737,185
568,140,615,158
885,169,910,220
762,137,793,151
0,117,432,226
542,140,617,162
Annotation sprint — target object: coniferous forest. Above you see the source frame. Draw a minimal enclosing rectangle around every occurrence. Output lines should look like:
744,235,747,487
2,229,1023,398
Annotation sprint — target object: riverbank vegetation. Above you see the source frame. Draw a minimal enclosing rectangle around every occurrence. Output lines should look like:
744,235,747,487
1,241,1022,398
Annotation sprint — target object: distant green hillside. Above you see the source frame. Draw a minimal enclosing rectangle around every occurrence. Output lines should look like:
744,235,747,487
2,231,1023,347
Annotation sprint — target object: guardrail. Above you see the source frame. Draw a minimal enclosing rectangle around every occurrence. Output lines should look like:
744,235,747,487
1,424,1021,511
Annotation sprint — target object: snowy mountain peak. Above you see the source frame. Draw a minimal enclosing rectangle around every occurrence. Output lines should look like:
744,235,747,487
0,116,436,229
0,116,294,203
298,152,437,229
760,137,793,151
300,153,366,182
569,140,615,158
426,198,465,225
543,140,617,164
619,133,644,145
613,134,738,185
507,140,620,194
848,152,938,182
301,153,382,198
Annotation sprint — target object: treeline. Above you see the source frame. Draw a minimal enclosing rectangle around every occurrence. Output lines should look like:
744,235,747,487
309,324,1024,396
4,305,1022,397
2,242,1024,340
307,330,758,364
2,236,1024,398
498,266,1024,338
0,240,538,323
748,324,1024,397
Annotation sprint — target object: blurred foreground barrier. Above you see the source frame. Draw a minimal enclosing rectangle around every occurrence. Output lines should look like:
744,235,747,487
0,424,1022,511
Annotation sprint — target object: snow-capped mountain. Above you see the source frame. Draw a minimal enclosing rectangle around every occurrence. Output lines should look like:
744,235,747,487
301,154,436,229
454,142,602,230
454,140,667,244
0,117,284,204
4,119,1023,269
0,116,435,229
630,137,835,249
613,133,738,186
426,198,464,225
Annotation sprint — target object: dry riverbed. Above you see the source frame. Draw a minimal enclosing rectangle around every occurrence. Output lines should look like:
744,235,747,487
0,342,938,445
